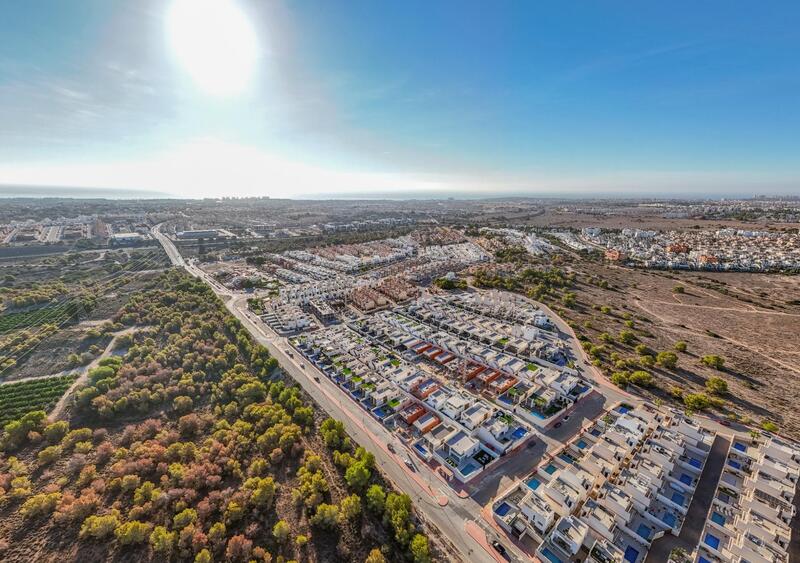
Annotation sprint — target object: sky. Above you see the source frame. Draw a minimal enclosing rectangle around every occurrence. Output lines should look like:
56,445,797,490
0,0,798,199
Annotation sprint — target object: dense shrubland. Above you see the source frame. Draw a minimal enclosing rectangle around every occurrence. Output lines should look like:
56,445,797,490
0,270,432,562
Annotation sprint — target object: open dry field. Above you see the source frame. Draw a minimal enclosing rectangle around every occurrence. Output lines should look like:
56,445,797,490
521,209,799,232
562,257,800,436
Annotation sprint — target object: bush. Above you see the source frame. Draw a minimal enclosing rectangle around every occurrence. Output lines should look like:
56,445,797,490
761,420,779,433
20,492,61,518
674,341,687,352
344,461,371,491
683,393,711,412
610,371,629,387
618,330,636,345
410,534,431,563
705,376,728,395
173,395,193,413
43,421,69,443
173,508,198,529
628,371,653,387
339,494,362,521
311,503,340,529
273,519,291,542
195,549,212,563
365,549,387,563
150,526,176,553
37,445,62,465
366,484,386,513
80,513,121,539
701,355,725,369
672,285,685,294
656,351,678,369
115,520,153,545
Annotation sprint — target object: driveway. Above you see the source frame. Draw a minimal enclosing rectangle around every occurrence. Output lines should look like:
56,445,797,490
645,434,730,562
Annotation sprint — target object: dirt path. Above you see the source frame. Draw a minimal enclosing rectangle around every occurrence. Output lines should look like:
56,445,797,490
49,327,137,420
634,297,800,377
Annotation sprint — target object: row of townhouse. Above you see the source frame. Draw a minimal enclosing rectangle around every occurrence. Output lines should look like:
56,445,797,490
356,311,588,427
443,290,554,330
294,324,533,482
400,298,569,368
260,301,313,333
694,434,800,563
493,405,715,563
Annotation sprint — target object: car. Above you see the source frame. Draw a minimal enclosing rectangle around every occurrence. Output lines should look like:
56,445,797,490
719,420,732,427
490,541,507,557
313,376,320,382
554,422,563,428
526,440,537,449
403,457,416,470
562,414,570,421
299,363,305,369
387,443,396,453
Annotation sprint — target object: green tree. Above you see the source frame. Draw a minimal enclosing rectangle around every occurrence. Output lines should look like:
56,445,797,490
656,351,678,369
410,534,431,563
345,461,371,491
365,549,387,563
150,526,176,554
115,521,153,545
683,393,711,412
628,370,653,387
339,494,362,521
273,520,291,543
311,503,340,529
366,484,386,513
701,355,725,369
705,376,728,395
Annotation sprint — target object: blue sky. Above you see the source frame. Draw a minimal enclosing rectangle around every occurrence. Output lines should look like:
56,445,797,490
0,0,798,198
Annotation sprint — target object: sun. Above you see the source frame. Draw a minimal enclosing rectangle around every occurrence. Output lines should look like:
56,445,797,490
166,0,258,97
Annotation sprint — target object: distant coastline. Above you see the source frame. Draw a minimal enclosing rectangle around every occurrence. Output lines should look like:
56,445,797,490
0,185,174,199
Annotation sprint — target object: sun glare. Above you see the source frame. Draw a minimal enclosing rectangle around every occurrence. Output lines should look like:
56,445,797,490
166,0,258,97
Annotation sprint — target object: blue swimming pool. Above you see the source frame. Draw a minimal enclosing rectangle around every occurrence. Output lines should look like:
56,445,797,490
540,547,563,563
728,459,741,469
530,410,547,419
689,457,702,469
494,502,511,516
733,442,747,452
545,464,557,474
704,533,720,550
577,440,588,449
617,405,631,414
672,491,686,505
461,462,478,476
679,473,692,485
526,477,541,490
559,453,575,464
512,427,527,440
414,443,428,456
624,546,640,563
711,511,726,526
590,428,601,437
636,523,651,539
662,513,677,527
